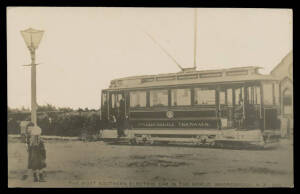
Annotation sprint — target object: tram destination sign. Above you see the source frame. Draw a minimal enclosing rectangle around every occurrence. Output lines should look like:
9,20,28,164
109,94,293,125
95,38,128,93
131,120,218,128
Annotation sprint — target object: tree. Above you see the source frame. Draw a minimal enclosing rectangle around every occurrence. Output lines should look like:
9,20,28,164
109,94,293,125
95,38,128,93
7,106,12,113
58,107,73,112
37,104,57,112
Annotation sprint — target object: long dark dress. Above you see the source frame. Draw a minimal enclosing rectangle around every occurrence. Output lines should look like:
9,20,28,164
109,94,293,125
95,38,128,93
28,141,46,170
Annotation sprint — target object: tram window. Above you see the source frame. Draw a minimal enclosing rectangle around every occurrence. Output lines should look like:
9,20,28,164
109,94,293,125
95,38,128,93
248,87,252,104
111,93,123,108
171,89,191,106
247,86,261,105
274,83,280,105
227,88,233,105
116,94,123,107
130,91,146,108
247,87,254,104
235,87,244,105
263,83,274,105
283,89,292,114
150,90,168,107
194,88,216,105
219,91,226,105
255,86,261,104
112,94,116,108
102,93,107,106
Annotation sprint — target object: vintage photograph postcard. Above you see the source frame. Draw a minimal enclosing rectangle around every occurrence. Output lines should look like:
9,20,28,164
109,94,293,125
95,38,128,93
7,7,293,188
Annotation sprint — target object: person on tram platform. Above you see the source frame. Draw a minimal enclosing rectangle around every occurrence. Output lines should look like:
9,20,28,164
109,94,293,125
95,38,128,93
117,97,126,137
234,99,245,129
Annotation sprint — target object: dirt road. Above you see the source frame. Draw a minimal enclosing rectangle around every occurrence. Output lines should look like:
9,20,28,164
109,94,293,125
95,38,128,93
8,137,293,187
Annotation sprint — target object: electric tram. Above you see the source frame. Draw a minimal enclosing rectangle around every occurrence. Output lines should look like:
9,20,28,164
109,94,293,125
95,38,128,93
100,66,281,148
99,9,281,148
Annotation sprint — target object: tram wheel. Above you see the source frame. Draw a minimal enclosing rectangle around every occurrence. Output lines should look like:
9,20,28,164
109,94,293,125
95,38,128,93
129,138,137,145
215,141,223,148
193,136,201,146
209,141,216,147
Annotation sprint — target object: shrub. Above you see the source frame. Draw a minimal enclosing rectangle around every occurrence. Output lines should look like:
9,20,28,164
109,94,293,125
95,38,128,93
7,109,101,137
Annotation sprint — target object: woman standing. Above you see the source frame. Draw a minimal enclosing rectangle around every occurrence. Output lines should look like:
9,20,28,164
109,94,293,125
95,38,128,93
28,127,47,182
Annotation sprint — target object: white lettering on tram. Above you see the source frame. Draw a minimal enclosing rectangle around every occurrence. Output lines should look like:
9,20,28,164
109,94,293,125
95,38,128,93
136,121,210,128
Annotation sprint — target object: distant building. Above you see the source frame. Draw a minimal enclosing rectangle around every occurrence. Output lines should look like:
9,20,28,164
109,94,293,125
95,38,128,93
270,51,293,137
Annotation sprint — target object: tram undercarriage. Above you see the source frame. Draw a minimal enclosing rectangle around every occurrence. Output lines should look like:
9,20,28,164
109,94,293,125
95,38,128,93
99,128,281,149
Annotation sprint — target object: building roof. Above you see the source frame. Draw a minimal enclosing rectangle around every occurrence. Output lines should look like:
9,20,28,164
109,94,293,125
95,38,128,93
271,50,293,75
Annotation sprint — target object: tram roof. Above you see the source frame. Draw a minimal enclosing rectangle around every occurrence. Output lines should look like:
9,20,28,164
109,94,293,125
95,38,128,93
105,66,279,91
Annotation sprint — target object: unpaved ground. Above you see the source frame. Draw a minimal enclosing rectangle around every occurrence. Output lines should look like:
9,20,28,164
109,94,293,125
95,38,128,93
8,137,293,188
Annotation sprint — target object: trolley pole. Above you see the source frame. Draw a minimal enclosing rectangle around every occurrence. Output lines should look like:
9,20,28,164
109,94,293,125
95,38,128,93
194,8,197,69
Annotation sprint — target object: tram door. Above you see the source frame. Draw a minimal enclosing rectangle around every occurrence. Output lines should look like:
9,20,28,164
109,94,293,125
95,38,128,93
232,86,245,129
231,84,261,129
110,91,128,123
261,82,280,130
244,85,261,129
217,87,235,129
218,87,231,128
219,85,257,129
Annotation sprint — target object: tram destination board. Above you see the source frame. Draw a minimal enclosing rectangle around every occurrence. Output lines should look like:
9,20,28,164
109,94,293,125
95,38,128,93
131,119,217,128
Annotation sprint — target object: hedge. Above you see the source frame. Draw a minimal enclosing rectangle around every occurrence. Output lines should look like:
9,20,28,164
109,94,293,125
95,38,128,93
7,111,103,137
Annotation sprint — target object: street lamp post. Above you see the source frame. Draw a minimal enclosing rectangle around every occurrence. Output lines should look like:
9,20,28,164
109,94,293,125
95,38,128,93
21,28,44,127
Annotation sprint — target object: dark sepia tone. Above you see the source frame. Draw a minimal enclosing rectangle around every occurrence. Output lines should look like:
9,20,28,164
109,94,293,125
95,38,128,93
7,7,293,187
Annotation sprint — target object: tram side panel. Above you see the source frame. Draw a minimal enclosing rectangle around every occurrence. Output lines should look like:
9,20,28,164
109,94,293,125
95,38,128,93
126,86,222,145
101,81,281,147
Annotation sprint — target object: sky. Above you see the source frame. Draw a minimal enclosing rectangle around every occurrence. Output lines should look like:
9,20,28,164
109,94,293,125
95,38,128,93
7,7,292,109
